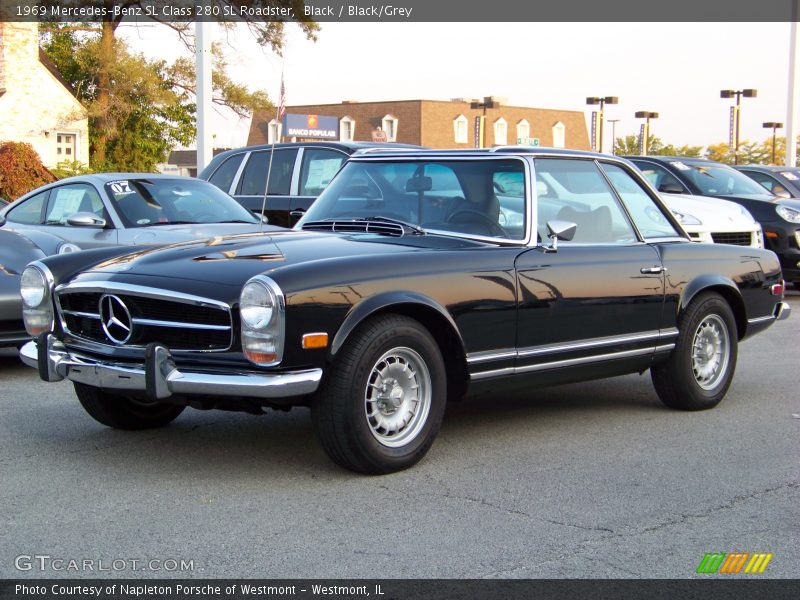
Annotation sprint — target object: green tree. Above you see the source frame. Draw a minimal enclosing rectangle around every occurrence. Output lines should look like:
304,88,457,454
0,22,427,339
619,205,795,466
40,1,318,168
704,143,733,164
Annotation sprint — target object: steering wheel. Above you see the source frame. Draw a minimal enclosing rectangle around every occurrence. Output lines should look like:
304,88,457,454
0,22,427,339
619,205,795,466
446,209,508,238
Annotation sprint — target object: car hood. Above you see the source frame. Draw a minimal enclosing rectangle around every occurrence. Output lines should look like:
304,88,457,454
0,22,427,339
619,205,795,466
715,193,800,209
661,193,757,226
77,229,489,287
127,222,271,244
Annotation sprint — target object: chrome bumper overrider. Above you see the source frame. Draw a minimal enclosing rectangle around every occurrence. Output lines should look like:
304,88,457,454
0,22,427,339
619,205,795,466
775,302,791,321
19,336,322,401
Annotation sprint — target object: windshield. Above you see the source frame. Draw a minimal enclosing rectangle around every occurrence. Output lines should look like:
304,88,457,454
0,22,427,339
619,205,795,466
297,159,527,241
105,179,259,228
670,161,772,196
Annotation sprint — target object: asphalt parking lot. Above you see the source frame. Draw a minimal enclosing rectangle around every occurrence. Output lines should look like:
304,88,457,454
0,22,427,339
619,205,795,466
1,291,798,580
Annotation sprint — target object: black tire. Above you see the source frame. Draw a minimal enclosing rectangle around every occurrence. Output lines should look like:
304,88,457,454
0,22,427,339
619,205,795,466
311,314,447,474
651,292,738,411
74,382,185,430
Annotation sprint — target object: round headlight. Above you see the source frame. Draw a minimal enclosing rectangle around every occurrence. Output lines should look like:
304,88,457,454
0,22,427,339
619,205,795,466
20,267,47,308
240,281,274,329
57,242,82,254
776,205,800,224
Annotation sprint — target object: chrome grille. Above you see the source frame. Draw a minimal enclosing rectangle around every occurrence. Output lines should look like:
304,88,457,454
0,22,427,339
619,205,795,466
710,232,754,246
56,284,232,352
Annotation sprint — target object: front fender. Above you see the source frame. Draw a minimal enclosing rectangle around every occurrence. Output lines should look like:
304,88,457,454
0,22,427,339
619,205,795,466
330,290,465,358
37,245,140,284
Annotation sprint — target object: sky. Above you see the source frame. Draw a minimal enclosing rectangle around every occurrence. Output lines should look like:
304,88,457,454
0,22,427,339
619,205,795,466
121,21,795,151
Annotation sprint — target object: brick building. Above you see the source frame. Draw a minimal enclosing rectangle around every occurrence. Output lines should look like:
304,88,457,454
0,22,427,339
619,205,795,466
248,98,590,150
0,21,89,167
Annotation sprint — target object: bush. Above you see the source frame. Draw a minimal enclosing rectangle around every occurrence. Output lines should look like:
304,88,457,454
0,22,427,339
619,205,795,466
0,141,57,202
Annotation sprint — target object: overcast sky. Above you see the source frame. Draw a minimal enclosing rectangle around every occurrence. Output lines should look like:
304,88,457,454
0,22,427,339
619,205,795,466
122,21,794,150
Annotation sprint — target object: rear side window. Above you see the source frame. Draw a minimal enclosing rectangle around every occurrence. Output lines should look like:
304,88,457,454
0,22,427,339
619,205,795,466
207,153,245,193
6,190,48,224
236,149,298,196
299,148,347,196
600,163,681,239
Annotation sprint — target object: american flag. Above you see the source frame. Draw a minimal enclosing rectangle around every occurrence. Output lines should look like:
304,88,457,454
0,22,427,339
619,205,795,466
277,75,286,120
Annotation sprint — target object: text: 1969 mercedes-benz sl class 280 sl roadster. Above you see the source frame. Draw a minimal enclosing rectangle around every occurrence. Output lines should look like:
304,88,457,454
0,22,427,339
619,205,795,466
19,148,791,473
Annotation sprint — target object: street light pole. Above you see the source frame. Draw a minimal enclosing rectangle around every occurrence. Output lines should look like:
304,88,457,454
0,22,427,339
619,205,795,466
635,111,659,155
586,96,618,153
721,88,757,165
763,122,784,164
607,119,620,155
470,97,499,148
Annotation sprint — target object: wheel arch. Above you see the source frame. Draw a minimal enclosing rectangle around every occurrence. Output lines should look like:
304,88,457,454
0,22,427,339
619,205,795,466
680,275,747,340
330,292,469,402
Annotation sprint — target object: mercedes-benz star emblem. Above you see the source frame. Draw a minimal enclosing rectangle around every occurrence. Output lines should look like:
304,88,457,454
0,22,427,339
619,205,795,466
99,294,133,345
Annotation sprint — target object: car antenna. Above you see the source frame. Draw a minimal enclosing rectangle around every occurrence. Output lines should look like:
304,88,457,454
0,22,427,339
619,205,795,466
260,71,286,233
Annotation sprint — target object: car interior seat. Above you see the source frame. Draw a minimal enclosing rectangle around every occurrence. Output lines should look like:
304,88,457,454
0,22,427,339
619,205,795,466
556,205,614,243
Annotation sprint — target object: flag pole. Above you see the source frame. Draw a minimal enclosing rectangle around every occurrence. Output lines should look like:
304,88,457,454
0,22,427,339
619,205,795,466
259,72,285,233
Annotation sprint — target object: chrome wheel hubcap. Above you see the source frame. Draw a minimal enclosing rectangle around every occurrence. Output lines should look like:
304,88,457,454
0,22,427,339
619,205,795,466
365,347,431,448
691,314,730,390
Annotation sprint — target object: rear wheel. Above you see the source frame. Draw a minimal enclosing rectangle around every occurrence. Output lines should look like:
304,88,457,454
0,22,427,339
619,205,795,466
311,314,446,474
74,383,185,430
651,293,738,411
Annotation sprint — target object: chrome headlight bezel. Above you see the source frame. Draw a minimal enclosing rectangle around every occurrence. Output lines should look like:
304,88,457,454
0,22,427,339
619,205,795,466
20,262,55,336
239,275,285,366
776,205,800,224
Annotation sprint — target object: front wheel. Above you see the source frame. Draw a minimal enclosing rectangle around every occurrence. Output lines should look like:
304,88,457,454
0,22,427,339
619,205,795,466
651,293,738,411
311,314,447,474
74,383,185,430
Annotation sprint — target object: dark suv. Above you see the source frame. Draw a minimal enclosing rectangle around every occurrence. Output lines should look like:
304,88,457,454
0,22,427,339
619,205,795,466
627,156,800,285
199,142,421,227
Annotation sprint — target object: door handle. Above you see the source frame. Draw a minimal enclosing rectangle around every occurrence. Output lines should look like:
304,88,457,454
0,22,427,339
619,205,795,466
290,209,306,218
640,266,666,275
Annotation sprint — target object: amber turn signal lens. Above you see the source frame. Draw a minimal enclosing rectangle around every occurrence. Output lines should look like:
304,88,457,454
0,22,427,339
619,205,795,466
764,231,778,239
244,350,278,364
302,333,329,349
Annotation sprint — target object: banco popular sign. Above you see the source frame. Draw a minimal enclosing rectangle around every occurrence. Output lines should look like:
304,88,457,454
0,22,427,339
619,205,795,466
284,114,338,140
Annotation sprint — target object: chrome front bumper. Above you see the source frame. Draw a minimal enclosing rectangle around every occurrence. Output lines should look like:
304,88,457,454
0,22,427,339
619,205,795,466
20,336,322,402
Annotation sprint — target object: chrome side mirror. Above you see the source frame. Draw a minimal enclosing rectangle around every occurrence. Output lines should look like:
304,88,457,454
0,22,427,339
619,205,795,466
66,212,107,228
545,220,576,252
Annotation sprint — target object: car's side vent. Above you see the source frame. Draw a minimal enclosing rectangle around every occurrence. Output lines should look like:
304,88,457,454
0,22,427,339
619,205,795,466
302,220,405,237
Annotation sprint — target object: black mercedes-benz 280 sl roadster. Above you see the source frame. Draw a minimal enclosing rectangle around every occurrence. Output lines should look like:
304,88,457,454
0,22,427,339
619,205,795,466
19,148,791,473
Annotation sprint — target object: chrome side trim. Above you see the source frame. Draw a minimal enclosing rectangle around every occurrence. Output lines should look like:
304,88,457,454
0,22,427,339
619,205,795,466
654,343,676,352
517,330,663,358
466,349,516,365
471,346,656,380
20,339,320,401
747,314,775,325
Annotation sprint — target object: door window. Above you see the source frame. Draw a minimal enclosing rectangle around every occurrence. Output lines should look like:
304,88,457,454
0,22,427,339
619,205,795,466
207,153,245,193
600,163,681,239
235,149,298,196
299,149,347,197
534,159,637,244
44,184,105,226
5,190,48,224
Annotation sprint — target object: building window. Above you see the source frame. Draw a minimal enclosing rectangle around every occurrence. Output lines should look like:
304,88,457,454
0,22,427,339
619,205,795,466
494,118,507,146
268,119,283,144
453,115,468,144
552,121,566,148
516,120,530,143
340,116,355,142
382,114,398,142
56,133,76,160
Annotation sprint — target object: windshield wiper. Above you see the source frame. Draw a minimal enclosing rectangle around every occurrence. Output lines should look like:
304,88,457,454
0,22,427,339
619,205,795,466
357,216,425,235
